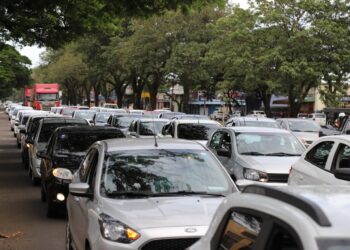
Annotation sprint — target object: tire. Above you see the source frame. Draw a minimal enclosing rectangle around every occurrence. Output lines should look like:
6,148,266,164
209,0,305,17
10,127,13,131
41,184,46,202
66,223,74,250
47,197,58,218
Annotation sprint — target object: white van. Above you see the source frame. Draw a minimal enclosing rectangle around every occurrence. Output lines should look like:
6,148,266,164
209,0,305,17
308,113,326,126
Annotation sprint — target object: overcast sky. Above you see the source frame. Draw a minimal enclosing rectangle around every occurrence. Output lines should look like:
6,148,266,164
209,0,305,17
18,0,249,68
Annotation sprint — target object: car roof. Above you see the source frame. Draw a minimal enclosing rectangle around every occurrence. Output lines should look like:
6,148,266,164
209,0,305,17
136,118,169,122
103,138,206,152
174,119,221,125
230,117,277,122
55,126,122,133
278,118,314,122
41,117,87,124
272,185,350,229
224,126,289,133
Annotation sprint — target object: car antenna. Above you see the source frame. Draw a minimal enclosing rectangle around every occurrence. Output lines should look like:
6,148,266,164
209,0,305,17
151,113,158,147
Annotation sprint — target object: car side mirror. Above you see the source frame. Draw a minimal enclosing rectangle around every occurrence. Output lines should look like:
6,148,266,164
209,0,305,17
346,130,350,135
334,169,350,181
69,183,93,198
217,148,231,158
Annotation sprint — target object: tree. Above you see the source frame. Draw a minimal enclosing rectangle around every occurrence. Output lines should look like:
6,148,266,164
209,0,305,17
0,44,31,98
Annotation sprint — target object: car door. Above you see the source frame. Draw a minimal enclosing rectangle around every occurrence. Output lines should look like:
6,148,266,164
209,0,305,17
70,149,99,250
214,209,303,250
329,140,350,184
290,140,336,185
208,130,233,170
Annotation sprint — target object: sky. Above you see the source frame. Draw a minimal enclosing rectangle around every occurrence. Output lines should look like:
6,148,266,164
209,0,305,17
18,0,249,68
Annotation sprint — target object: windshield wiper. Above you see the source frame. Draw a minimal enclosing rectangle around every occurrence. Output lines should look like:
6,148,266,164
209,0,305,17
240,152,266,156
152,191,225,197
105,192,151,198
265,152,301,156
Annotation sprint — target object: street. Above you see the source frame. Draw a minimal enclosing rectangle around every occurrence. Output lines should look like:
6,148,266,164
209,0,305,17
0,113,65,250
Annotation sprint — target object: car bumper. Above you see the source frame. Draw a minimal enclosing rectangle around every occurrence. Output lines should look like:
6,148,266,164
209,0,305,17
235,179,287,190
89,226,207,250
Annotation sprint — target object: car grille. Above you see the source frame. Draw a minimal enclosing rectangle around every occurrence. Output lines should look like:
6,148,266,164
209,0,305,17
267,173,289,183
141,238,199,250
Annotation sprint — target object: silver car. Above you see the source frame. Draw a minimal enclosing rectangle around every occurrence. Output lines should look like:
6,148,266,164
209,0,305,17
66,138,237,250
207,127,305,190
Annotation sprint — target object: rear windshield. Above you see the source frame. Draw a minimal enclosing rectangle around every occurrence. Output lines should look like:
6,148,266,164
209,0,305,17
55,131,125,154
178,123,220,140
21,116,30,125
38,122,87,142
62,109,75,116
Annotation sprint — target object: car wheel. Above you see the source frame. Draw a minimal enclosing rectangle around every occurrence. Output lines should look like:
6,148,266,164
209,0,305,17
66,223,74,250
41,185,46,202
47,197,58,218
10,127,13,131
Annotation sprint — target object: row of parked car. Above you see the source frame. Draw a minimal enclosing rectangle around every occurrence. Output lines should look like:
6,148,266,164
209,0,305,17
4,102,350,250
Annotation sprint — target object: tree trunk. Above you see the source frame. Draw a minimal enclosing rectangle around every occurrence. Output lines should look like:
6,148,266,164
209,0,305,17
94,85,100,106
182,82,190,113
149,74,160,110
85,86,91,107
115,87,124,108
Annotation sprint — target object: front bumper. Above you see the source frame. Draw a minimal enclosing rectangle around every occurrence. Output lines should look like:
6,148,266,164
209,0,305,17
89,226,207,250
47,179,70,205
236,179,287,191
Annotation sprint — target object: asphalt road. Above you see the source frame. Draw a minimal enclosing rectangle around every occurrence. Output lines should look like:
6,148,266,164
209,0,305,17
0,113,65,250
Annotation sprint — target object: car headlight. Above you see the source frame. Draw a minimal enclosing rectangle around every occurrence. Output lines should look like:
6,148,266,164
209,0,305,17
243,168,268,182
99,213,140,243
52,168,73,180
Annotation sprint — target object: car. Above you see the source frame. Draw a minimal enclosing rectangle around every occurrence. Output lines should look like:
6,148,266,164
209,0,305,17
210,111,229,121
189,184,350,250
10,106,33,131
66,138,238,250
107,114,142,134
102,103,118,109
248,110,266,117
308,113,326,126
100,108,126,113
21,114,61,169
91,112,115,126
225,116,281,128
60,107,78,117
128,118,169,138
289,135,350,186
72,110,96,123
38,126,125,217
162,119,222,145
173,114,210,120
128,109,144,115
158,111,185,119
26,117,89,185
207,127,305,190
297,113,309,119
13,110,40,139
278,118,321,147
16,111,46,148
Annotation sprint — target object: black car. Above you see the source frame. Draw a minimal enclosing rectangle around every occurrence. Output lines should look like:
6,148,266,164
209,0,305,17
37,126,125,217
107,114,142,134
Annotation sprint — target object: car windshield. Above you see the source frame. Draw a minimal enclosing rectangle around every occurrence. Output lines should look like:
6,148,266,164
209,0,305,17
21,116,30,125
74,111,95,120
101,149,232,197
288,120,320,132
62,109,75,115
178,123,221,140
239,120,280,128
96,113,113,123
38,122,86,142
37,93,58,101
236,132,304,156
55,131,124,154
113,116,136,128
139,121,168,135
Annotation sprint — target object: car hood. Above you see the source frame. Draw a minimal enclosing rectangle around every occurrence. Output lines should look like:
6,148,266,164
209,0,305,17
293,132,319,142
101,196,224,230
238,156,300,173
53,154,85,171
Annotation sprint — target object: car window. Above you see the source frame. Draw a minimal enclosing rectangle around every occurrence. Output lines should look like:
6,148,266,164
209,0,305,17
280,121,287,129
333,143,350,170
265,224,302,250
218,211,262,250
79,149,97,182
210,131,223,149
305,141,334,169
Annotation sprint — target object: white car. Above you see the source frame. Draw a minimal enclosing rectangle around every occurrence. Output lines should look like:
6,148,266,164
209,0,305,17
308,113,327,126
66,138,238,250
207,127,305,190
162,119,222,145
189,184,350,250
289,135,350,185
278,118,320,147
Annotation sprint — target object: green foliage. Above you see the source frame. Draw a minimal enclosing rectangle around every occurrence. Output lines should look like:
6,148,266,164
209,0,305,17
0,44,31,98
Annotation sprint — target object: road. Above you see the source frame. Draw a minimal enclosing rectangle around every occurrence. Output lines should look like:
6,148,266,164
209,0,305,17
0,113,65,250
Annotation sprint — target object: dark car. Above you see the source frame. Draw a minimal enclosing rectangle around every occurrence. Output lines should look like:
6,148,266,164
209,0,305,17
107,114,142,134
38,126,125,217
91,111,115,126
